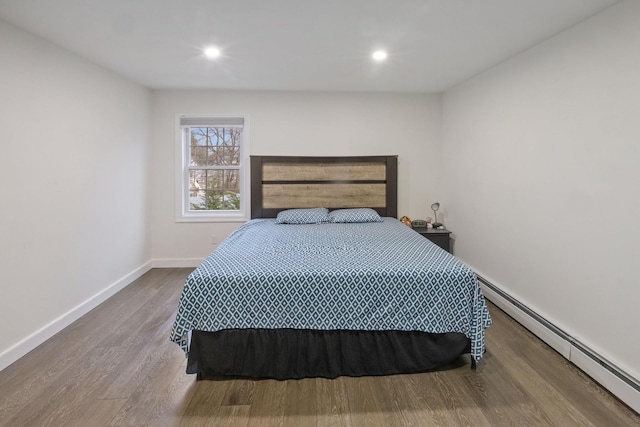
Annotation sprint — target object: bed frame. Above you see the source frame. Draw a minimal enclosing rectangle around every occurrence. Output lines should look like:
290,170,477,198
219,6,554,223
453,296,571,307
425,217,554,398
186,155,474,380
250,155,398,219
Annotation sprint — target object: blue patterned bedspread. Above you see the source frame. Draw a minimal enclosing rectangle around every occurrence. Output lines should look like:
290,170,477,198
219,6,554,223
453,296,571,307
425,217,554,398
170,218,491,361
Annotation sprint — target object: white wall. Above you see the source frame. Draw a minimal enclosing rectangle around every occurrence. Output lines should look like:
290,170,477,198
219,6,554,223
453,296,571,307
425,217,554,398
0,19,151,369
151,90,442,262
442,1,640,381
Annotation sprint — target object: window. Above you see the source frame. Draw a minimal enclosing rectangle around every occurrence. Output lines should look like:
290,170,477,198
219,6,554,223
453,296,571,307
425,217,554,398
176,115,250,222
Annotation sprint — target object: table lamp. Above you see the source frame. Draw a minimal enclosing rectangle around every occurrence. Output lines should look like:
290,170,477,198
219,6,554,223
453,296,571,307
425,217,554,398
431,202,443,228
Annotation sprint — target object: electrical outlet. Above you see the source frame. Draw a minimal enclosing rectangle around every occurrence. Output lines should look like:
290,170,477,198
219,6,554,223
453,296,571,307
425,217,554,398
210,235,218,245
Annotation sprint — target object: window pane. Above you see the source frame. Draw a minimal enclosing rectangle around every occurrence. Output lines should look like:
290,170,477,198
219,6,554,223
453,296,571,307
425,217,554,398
189,170,206,198
224,170,240,192
210,129,222,146
221,191,240,210
227,147,240,166
189,169,240,211
190,146,207,166
189,128,241,166
190,128,208,146
207,147,219,164
206,170,224,190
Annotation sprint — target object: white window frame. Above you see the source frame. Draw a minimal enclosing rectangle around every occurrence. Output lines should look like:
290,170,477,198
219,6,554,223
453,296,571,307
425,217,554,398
175,114,250,222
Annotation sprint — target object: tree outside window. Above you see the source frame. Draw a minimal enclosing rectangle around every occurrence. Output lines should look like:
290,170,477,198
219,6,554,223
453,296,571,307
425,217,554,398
188,126,242,211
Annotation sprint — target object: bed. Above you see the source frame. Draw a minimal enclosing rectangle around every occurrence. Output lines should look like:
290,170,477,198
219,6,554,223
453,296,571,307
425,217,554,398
170,155,491,379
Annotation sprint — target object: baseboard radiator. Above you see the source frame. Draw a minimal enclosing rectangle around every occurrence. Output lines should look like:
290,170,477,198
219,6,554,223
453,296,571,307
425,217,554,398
477,275,640,407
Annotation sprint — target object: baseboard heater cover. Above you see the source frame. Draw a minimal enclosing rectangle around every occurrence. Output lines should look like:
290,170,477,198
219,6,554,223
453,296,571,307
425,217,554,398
477,274,639,395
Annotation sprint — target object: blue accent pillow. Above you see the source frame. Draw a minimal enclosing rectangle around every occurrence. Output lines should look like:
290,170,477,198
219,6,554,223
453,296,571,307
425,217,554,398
329,208,383,223
275,208,330,224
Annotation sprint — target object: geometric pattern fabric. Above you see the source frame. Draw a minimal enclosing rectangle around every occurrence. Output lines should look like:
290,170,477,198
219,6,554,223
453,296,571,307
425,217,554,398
170,218,492,361
328,208,383,223
274,207,329,224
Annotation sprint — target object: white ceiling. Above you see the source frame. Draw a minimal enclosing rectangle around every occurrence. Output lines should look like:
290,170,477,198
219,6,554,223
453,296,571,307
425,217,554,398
0,0,621,92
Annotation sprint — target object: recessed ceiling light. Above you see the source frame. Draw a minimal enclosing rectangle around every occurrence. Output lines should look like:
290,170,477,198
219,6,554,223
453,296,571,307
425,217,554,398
204,46,221,59
372,50,388,61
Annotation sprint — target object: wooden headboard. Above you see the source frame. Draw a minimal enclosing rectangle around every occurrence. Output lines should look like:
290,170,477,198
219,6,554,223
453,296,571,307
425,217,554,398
250,155,397,219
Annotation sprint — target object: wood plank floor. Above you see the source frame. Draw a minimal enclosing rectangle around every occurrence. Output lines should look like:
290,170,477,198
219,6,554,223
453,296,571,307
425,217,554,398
0,268,637,426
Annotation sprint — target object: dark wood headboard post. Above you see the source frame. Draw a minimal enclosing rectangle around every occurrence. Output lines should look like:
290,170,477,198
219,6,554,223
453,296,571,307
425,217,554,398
386,156,397,218
250,155,398,219
250,156,264,219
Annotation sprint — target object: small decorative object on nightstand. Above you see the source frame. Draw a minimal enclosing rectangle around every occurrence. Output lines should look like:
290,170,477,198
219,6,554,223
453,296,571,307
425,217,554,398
413,227,452,253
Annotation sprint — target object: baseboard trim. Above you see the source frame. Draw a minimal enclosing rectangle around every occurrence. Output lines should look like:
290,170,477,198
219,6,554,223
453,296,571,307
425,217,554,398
151,258,203,268
477,273,640,414
0,260,153,372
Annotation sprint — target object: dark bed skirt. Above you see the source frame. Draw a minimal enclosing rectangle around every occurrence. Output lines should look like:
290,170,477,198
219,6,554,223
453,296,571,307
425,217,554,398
187,328,471,380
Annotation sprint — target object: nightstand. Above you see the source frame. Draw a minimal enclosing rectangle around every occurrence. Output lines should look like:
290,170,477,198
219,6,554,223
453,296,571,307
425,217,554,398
412,227,451,253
